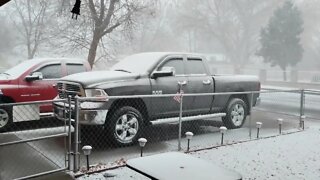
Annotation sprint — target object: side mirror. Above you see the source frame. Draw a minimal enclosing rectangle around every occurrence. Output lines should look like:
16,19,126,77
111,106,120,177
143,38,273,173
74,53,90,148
25,72,43,82
151,66,175,79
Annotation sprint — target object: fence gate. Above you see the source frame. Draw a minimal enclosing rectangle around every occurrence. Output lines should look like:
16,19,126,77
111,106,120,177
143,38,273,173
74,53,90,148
0,99,71,180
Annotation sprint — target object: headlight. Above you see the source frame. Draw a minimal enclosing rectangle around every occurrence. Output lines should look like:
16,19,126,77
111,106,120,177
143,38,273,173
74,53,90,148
85,89,108,97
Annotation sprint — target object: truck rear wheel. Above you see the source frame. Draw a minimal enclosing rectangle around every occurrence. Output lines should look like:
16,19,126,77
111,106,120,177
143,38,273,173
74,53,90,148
222,98,247,129
0,107,12,132
106,106,143,146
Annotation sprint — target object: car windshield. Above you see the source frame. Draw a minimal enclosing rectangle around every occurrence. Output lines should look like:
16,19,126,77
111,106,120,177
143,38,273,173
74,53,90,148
2,60,40,79
111,53,167,74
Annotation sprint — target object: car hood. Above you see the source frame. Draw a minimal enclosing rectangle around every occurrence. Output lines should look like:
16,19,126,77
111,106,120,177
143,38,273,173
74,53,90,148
0,78,16,86
60,71,140,87
0,75,13,81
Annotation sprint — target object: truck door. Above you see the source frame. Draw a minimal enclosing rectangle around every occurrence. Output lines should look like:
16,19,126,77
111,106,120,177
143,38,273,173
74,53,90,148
185,58,214,113
150,57,191,118
20,63,62,112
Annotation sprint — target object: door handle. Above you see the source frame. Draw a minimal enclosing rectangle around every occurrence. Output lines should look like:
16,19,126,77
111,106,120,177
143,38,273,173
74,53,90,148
203,79,211,85
178,80,187,86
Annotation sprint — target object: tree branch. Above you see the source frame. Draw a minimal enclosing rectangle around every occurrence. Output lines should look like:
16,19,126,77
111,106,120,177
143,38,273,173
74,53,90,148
101,0,117,32
101,22,121,37
99,0,105,22
88,0,99,22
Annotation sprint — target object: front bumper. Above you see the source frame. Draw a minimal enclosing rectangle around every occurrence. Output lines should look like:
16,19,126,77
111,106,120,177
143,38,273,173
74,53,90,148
53,101,108,125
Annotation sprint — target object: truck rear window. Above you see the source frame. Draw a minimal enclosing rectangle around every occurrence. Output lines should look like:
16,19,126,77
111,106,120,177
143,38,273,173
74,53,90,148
66,64,86,75
186,59,206,75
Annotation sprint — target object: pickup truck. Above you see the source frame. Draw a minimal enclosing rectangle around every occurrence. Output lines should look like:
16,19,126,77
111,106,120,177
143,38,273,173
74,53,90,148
0,58,91,131
53,52,260,146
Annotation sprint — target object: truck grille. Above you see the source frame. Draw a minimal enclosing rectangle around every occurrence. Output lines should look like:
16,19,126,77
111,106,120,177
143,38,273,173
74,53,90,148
57,82,83,100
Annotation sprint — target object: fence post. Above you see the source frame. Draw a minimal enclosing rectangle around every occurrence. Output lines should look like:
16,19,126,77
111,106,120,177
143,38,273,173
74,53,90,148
73,96,80,172
67,96,72,171
299,89,305,128
62,98,68,168
249,92,254,139
178,94,183,151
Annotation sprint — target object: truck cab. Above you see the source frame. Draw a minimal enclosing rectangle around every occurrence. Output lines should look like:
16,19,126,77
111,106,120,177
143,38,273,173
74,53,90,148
0,58,91,131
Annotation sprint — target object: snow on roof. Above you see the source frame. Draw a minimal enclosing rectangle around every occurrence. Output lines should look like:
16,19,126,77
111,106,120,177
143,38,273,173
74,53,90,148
127,52,205,57
111,52,209,74
26,57,86,63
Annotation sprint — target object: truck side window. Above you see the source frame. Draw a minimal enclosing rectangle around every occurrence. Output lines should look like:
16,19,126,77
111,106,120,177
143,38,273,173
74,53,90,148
66,64,86,75
186,58,206,75
38,64,62,79
159,58,184,75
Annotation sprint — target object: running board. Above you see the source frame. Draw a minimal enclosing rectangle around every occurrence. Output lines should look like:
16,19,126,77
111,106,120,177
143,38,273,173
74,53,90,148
40,112,54,117
150,113,226,126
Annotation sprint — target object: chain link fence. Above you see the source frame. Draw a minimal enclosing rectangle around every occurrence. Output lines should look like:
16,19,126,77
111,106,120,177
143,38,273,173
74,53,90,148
0,89,311,178
65,90,307,174
304,90,320,121
0,100,70,180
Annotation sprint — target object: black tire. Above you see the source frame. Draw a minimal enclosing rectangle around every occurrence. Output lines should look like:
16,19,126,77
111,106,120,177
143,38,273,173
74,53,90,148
222,98,247,129
106,106,143,146
0,106,12,132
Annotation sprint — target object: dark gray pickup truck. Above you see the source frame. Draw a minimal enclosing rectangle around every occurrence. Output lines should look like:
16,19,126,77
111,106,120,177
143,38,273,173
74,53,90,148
54,52,260,146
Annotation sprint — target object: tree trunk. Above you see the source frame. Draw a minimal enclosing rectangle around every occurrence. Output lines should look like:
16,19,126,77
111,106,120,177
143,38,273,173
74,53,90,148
27,37,32,59
27,46,32,59
87,34,100,68
28,52,34,59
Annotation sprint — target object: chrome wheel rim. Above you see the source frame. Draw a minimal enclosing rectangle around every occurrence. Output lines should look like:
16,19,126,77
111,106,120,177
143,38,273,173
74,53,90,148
0,109,9,128
115,113,139,143
231,104,245,126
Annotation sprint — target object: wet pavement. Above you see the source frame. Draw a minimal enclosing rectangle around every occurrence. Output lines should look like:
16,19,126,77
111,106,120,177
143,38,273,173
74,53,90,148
0,133,62,180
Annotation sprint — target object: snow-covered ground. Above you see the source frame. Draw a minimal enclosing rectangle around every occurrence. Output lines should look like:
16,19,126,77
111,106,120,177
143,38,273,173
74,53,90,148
78,121,320,180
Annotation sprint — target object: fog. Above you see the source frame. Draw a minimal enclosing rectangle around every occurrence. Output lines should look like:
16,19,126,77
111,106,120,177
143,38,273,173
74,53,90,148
0,0,319,84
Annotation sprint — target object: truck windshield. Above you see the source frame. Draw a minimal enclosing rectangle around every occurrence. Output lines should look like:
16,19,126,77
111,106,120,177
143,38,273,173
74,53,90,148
111,53,167,74
2,60,40,79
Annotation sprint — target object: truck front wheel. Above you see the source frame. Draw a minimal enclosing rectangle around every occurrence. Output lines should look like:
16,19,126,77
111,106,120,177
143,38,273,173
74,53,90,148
222,98,247,129
0,107,12,132
106,106,143,146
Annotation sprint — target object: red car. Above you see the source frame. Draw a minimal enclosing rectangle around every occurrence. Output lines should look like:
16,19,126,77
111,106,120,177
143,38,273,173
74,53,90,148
0,58,91,131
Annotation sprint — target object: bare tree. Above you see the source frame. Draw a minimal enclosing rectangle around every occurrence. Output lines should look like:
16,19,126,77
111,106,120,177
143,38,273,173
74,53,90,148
127,1,181,52
85,0,147,67
0,16,14,58
174,0,282,68
12,0,51,59
298,0,320,69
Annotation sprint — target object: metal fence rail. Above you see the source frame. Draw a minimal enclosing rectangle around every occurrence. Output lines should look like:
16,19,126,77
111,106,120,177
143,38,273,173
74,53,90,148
0,99,71,180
